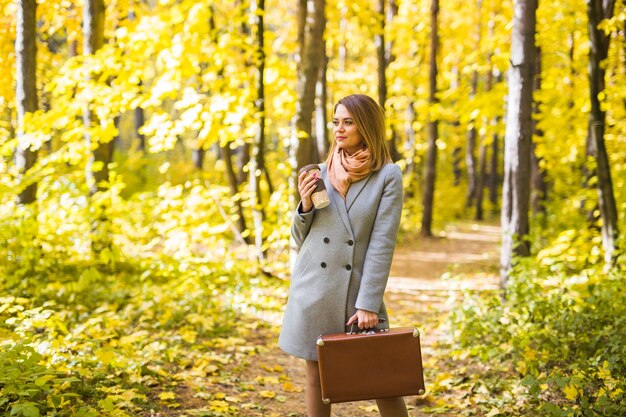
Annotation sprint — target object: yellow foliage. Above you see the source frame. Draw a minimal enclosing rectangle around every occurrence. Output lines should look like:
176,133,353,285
259,390,276,399
563,383,579,401
159,391,176,401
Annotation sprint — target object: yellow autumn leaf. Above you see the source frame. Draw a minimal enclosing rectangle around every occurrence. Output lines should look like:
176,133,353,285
563,384,578,400
209,400,230,412
261,363,284,373
282,381,302,393
260,390,276,399
596,361,611,379
610,388,623,399
225,395,241,403
95,349,116,366
523,347,537,360
180,329,197,344
159,391,176,401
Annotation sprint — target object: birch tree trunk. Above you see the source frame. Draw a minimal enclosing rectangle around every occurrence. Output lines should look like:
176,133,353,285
421,0,439,237
586,0,619,267
15,0,38,205
500,0,537,288
315,51,329,158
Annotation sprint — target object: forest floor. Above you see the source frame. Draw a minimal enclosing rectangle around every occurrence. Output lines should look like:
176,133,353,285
165,221,502,417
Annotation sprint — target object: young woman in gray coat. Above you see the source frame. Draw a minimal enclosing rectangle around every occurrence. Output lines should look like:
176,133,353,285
279,94,408,417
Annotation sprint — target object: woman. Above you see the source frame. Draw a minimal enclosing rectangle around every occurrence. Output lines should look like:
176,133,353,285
278,94,408,417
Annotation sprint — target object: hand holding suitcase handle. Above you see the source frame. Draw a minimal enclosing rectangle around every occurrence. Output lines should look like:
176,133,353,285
347,317,387,334
346,309,384,330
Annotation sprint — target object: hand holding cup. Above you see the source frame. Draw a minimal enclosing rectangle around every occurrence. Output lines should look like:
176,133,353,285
298,164,330,212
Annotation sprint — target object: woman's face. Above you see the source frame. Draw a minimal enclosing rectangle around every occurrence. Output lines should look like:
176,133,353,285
333,104,364,155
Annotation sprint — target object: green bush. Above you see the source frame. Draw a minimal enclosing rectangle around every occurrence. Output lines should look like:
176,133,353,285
449,261,626,416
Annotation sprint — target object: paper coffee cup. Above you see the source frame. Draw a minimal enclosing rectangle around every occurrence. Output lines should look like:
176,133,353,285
298,164,330,209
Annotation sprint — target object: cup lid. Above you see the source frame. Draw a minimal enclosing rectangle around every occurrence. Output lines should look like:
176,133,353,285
298,163,321,175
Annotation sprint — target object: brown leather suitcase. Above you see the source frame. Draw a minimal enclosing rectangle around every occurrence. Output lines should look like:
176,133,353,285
316,327,426,404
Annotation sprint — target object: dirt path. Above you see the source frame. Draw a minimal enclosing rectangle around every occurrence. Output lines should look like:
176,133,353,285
235,222,501,417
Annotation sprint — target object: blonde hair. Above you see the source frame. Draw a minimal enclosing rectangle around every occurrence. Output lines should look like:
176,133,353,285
326,94,391,171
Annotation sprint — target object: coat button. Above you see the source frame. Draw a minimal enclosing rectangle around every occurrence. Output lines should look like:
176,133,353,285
345,264,352,271
347,240,354,246
321,262,327,268
324,237,330,243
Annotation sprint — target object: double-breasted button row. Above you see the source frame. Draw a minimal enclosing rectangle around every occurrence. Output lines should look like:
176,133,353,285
320,237,353,270
323,237,354,246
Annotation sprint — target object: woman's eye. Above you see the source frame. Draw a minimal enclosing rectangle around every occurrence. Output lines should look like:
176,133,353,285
333,121,339,126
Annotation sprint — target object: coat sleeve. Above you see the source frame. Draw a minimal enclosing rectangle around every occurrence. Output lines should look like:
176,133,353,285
355,164,403,313
291,201,316,250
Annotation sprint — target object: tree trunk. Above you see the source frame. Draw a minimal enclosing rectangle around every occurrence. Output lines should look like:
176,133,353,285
531,46,548,216
475,137,488,221
489,117,500,208
236,0,251,185
405,101,416,177
135,109,145,152
84,0,110,195
500,0,537,288
220,144,251,244
476,8,496,220
476,64,493,221
315,51,330,158
450,66,462,186
192,148,204,170
586,0,619,266
15,0,38,205
421,0,439,237
466,0,483,209
377,0,400,161
376,0,386,108
250,0,267,261
465,70,478,208
338,5,348,72
294,0,325,171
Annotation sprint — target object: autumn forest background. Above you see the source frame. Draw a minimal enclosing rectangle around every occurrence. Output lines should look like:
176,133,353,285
1,0,625,416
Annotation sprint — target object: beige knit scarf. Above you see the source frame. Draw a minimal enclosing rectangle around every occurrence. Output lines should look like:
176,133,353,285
327,147,373,199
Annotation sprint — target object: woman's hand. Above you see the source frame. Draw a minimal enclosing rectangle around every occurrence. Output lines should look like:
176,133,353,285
298,169,318,213
347,309,378,330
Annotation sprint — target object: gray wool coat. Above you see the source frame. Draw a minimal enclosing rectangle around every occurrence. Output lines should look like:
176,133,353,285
278,162,403,361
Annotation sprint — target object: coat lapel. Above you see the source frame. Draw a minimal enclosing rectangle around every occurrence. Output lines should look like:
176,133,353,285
329,178,354,237
321,165,353,237
345,173,373,212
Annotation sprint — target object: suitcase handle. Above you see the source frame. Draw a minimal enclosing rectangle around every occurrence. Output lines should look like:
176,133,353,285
348,318,386,334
